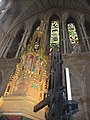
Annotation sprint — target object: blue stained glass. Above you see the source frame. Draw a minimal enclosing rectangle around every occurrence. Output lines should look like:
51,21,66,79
53,37,58,41
53,33,57,36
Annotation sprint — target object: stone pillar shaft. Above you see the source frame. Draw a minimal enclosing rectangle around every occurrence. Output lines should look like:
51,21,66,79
81,22,90,51
3,37,14,58
15,29,28,58
21,29,30,53
79,19,90,51
0,35,11,58
61,20,67,53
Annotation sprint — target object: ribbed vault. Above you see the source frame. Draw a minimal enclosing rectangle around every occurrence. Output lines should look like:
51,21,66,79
16,0,90,23
25,0,90,16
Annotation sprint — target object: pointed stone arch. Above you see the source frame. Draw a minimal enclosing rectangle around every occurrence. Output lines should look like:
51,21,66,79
64,11,85,53
30,18,41,38
45,14,60,54
81,63,90,119
82,63,90,95
64,65,82,98
63,64,88,118
44,9,61,22
62,10,81,23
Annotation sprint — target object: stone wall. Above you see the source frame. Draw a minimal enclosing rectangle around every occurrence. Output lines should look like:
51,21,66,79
0,52,90,119
63,52,90,120
0,58,19,96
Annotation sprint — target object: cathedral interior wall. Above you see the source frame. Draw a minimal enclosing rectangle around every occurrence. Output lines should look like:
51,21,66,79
0,0,90,120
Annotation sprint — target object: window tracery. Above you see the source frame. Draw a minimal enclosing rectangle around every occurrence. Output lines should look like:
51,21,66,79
67,22,81,53
65,15,82,53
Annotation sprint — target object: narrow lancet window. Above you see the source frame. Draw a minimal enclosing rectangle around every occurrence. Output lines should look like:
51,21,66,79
50,20,60,49
68,23,80,53
68,23,79,44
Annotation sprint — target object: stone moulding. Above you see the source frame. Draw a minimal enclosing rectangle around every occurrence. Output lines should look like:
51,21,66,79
0,95,45,120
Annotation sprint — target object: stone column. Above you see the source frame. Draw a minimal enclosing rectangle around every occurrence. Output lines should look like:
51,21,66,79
79,17,90,51
0,34,12,58
60,12,70,54
21,28,31,53
43,17,50,54
81,23,90,51
0,21,5,45
3,36,14,58
81,77,89,120
0,35,7,58
15,29,28,58
63,23,67,54
82,96,89,120
66,22,69,53
61,19,67,54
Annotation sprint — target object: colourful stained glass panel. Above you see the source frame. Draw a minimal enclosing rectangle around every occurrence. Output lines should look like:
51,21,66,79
68,23,79,44
50,20,60,48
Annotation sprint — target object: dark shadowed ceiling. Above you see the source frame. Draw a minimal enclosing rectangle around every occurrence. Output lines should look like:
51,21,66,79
86,0,90,5
18,0,90,20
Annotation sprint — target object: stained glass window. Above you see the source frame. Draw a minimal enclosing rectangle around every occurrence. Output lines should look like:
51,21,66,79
68,23,79,44
50,20,60,48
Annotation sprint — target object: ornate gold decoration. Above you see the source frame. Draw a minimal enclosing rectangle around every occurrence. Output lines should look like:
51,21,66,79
4,20,48,100
0,97,3,107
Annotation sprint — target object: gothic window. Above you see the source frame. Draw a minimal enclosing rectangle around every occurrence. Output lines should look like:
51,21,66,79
45,15,60,55
66,17,81,53
68,23,79,44
26,20,41,49
48,15,60,90
50,20,60,49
